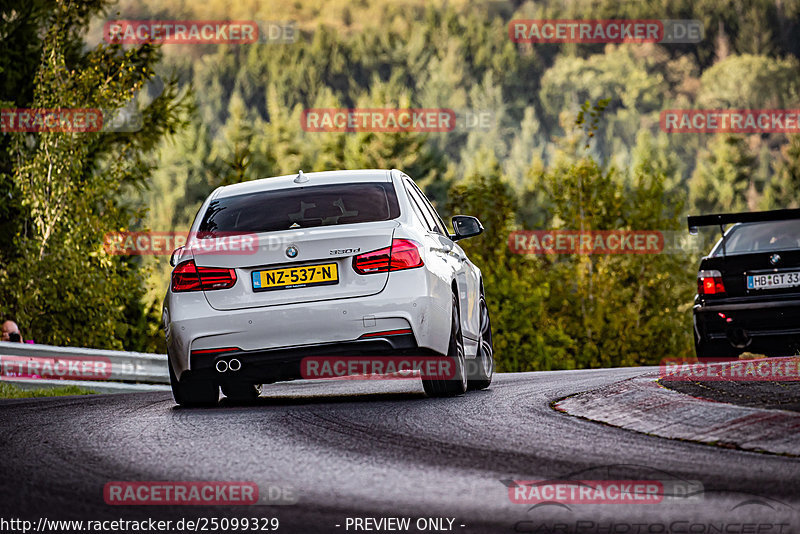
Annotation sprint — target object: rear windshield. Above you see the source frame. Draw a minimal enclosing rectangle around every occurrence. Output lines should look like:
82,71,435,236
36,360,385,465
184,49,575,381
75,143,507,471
198,182,400,234
712,221,800,256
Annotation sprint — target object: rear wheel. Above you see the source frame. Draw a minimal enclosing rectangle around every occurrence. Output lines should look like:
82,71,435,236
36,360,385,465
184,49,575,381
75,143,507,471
422,293,467,397
168,358,219,407
221,382,263,402
467,297,493,390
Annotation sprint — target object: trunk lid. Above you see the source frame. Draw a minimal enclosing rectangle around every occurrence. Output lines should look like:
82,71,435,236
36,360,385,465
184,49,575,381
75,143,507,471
192,221,397,310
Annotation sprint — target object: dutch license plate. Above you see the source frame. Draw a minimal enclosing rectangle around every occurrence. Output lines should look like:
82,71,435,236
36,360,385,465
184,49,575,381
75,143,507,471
252,263,338,292
747,271,800,290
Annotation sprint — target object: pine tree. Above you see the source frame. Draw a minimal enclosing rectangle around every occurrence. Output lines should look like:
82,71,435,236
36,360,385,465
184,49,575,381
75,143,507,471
689,134,757,214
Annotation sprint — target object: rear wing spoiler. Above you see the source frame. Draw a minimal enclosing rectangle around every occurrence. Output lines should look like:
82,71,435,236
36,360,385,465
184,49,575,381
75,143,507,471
688,208,800,234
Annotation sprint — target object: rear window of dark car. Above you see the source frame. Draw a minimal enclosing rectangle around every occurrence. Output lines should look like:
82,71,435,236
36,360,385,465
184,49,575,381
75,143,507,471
712,221,800,256
198,182,400,234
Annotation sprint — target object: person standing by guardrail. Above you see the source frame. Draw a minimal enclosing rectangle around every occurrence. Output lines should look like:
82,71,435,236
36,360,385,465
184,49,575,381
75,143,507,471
1,320,24,343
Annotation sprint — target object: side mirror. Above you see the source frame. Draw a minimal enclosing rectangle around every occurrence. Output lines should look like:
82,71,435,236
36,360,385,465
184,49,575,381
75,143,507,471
169,246,185,267
451,215,484,241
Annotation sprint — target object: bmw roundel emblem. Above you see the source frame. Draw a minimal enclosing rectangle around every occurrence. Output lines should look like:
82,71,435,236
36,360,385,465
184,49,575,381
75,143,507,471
770,253,781,265
286,245,299,258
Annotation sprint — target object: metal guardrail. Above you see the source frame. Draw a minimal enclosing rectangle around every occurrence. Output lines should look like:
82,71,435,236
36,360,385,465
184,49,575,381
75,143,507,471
3,378,171,394
0,341,170,391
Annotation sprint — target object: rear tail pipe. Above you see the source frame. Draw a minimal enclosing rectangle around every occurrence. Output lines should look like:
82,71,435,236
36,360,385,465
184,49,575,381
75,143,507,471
727,327,752,349
215,358,242,373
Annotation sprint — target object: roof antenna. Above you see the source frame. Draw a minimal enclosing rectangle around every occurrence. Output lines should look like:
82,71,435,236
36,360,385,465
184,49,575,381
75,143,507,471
294,170,309,183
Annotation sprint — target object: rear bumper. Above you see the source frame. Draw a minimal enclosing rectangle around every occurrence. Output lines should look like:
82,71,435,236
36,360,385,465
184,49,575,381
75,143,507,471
184,334,440,383
164,268,452,379
693,298,800,353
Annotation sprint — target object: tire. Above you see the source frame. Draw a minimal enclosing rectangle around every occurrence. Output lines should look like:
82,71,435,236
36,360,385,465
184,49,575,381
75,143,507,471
168,358,219,407
695,339,739,362
467,297,494,390
422,293,468,397
221,382,263,402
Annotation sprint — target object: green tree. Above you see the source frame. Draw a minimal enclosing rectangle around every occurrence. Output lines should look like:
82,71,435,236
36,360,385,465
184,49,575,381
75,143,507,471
447,152,571,371
689,134,757,214
762,135,800,209
697,54,800,109
0,1,190,349
541,157,693,368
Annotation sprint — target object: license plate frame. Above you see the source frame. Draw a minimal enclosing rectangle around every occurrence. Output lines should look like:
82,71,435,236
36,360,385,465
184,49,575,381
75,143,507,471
746,270,800,291
252,263,339,292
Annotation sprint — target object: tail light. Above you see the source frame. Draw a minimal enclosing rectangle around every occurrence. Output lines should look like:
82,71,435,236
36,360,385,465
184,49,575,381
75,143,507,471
698,269,725,295
171,260,237,292
353,239,424,275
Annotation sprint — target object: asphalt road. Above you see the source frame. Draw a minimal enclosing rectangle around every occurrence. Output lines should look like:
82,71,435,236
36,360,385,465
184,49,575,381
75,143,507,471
1,368,798,534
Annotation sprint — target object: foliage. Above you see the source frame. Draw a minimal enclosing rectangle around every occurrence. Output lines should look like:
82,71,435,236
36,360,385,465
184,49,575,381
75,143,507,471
689,134,757,213
447,110,695,370
0,0,191,350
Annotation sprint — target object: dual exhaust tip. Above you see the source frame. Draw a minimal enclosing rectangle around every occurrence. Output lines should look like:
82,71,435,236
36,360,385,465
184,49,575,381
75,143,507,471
216,358,242,373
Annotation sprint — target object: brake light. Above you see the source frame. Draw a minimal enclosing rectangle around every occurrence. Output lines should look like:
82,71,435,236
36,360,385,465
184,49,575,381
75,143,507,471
171,260,237,292
698,269,726,295
353,239,424,274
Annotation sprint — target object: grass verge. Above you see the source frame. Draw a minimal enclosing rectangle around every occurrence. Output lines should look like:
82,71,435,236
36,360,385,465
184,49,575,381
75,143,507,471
0,382,97,398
